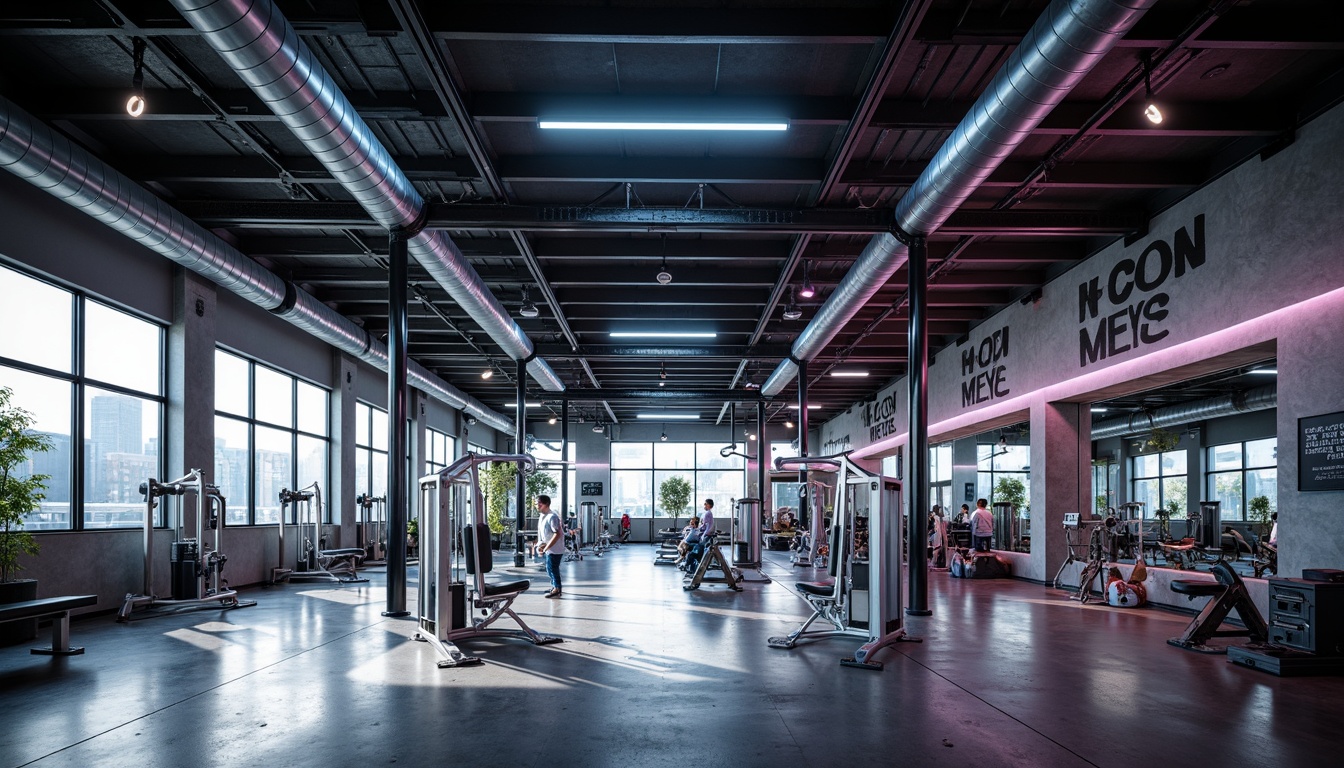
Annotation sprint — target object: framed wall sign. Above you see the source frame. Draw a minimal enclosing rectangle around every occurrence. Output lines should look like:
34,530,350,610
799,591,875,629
581,481,603,497
1299,410,1344,491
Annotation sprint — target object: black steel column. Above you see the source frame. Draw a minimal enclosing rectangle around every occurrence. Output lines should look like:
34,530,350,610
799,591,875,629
560,400,569,519
905,232,931,616
513,358,527,566
796,358,809,524
757,399,767,505
383,231,410,617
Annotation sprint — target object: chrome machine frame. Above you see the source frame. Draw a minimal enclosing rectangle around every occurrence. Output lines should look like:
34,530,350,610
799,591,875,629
767,453,915,669
356,493,387,564
276,483,367,584
119,469,255,621
416,453,561,668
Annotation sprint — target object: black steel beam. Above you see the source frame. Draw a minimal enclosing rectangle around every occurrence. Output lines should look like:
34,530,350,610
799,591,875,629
530,344,793,360
422,5,893,44
843,161,1206,189
177,200,1142,236
555,389,764,402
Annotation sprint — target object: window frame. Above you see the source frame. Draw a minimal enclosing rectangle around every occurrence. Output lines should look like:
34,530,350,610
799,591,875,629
0,263,166,531
213,348,331,526
1205,438,1277,521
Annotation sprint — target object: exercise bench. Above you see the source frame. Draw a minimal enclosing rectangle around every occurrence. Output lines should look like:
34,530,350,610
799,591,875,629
0,595,97,656
1168,559,1269,654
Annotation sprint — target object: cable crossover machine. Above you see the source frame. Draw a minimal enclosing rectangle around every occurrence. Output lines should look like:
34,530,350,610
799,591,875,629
767,452,918,670
272,482,367,584
416,453,562,668
119,469,256,621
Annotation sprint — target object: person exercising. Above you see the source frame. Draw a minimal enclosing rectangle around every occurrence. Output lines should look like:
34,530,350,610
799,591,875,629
683,500,716,573
970,498,994,552
620,513,631,543
535,495,565,598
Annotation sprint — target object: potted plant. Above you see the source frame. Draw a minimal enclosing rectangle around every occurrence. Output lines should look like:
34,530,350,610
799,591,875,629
406,517,419,558
480,461,559,548
1,385,53,645
992,476,1028,551
1248,495,1273,539
658,475,692,529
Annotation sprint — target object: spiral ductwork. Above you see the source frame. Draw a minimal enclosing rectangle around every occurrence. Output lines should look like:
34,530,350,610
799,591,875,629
0,94,513,434
168,0,564,393
761,0,1156,398
1090,385,1278,441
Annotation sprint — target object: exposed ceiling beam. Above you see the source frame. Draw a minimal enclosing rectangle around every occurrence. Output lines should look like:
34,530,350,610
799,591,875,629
177,201,1142,236
843,161,1206,189
421,5,893,44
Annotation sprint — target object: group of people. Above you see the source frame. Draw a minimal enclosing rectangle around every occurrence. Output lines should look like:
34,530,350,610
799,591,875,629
533,497,717,596
929,499,996,554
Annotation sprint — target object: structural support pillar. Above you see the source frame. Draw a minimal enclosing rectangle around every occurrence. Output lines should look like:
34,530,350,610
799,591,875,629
514,359,527,566
904,231,931,616
561,400,569,519
796,358,810,525
383,231,410,617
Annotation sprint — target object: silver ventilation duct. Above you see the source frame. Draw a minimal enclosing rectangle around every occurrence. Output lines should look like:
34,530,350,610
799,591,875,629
168,0,564,394
0,94,514,434
1090,385,1278,441
761,0,1156,398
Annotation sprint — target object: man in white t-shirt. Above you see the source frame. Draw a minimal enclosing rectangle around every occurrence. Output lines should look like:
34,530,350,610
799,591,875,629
536,495,565,597
970,498,994,552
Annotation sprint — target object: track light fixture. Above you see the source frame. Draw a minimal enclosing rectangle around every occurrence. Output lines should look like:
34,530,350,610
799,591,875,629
656,235,672,285
519,287,539,318
1142,52,1163,125
593,422,606,434
797,261,816,299
481,367,493,379
782,286,802,320
126,38,147,117
660,430,668,442
659,361,667,387
548,415,558,425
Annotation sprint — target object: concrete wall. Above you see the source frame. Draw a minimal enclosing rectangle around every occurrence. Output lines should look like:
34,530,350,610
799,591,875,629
820,99,1344,600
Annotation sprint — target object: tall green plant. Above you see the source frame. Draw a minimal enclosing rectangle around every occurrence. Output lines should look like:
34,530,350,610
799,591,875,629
992,476,1028,515
1248,495,1273,537
480,461,559,536
0,386,53,583
658,475,692,528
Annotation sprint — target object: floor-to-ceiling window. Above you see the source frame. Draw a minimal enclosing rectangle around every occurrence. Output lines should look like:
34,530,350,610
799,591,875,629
610,441,745,524
1207,438,1277,520
353,402,388,511
213,349,330,525
0,263,164,530
1130,449,1187,519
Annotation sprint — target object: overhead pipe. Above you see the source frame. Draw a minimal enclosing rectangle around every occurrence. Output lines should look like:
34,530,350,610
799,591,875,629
0,94,513,434
1091,385,1278,441
167,0,564,393
761,0,1157,398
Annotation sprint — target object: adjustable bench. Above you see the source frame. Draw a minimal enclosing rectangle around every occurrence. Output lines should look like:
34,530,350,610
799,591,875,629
0,595,98,656
1168,559,1269,654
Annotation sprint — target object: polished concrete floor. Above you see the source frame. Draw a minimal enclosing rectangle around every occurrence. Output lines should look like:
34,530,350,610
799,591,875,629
2,545,1341,768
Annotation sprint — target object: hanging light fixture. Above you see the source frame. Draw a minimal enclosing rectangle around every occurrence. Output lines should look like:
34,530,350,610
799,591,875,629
481,367,493,379
659,361,667,387
1142,51,1163,125
519,287,539,318
126,38,147,117
797,261,816,299
548,414,558,425
782,286,802,320
656,235,673,285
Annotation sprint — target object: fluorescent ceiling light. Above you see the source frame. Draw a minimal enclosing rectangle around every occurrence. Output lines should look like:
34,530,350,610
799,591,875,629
540,120,787,132
506,403,544,408
1250,368,1277,375
1091,407,1108,413
787,405,823,410
829,371,869,377
637,413,699,420
610,332,717,339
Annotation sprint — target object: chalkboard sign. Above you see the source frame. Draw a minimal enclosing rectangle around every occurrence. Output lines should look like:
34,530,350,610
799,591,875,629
1299,411,1344,491
581,481,603,497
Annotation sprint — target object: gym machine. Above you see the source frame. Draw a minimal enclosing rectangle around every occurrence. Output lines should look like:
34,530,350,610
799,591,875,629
730,497,771,583
276,483,367,584
682,530,743,592
768,453,917,670
991,500,1019,552
356,493,387,565
1167,559,1269,654
791,478,830,568
119,469,256,621
416,453,561,668
592,505,617,555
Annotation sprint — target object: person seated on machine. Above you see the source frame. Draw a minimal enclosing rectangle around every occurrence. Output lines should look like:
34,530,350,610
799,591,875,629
674,516,702,565
969,499,994,552
773,510,795,533
620,513,631,543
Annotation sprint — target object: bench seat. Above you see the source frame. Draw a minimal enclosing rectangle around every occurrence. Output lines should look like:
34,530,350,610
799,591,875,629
0,595,97,656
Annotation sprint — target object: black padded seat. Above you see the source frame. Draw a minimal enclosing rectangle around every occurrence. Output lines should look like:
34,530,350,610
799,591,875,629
321,548,365,557
1170,580,1223,597
482,580,530,597
797,581,835,597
